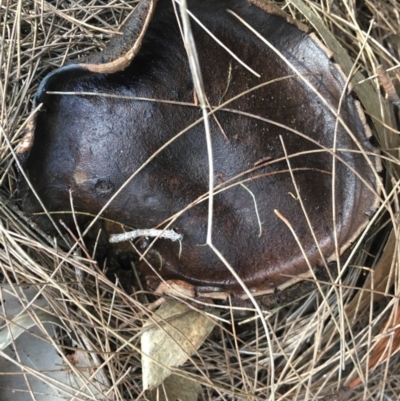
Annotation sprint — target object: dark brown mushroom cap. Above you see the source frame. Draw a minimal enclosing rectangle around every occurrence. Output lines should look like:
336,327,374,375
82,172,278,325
18,0,380,305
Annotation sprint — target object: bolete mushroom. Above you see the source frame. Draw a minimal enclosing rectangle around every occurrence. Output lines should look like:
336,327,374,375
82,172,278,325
18,0,380,308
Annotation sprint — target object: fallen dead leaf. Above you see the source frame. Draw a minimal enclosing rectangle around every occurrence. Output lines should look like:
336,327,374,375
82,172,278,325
147,374,203,401
141,299,217,391
347,303,400,390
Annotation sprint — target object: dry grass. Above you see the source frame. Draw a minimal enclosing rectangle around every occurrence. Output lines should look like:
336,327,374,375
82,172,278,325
1,0,400,400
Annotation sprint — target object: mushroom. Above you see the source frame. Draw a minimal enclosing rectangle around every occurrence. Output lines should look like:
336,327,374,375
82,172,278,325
18,0,380,308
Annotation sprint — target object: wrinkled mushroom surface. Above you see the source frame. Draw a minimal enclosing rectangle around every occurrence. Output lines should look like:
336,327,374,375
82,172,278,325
18,0,380,307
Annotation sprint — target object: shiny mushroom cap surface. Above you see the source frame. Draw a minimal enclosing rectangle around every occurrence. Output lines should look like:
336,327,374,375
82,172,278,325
18,0,380,307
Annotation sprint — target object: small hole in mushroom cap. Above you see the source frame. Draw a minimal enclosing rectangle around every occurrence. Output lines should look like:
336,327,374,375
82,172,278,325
94,179,114,194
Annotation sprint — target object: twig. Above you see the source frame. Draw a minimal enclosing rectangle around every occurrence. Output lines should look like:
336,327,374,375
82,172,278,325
376,65,400,108
109,228,183,243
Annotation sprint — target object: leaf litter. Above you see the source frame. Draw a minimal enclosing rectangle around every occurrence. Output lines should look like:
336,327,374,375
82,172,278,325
1,0,400,400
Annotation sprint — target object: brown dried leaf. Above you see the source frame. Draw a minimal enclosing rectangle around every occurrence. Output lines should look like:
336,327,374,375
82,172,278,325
347,304,400,390
315,230,395,355
346,230,396,319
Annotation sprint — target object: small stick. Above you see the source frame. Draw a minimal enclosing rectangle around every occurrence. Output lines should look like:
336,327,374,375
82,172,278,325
109,228,183,244
376,64,400,108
